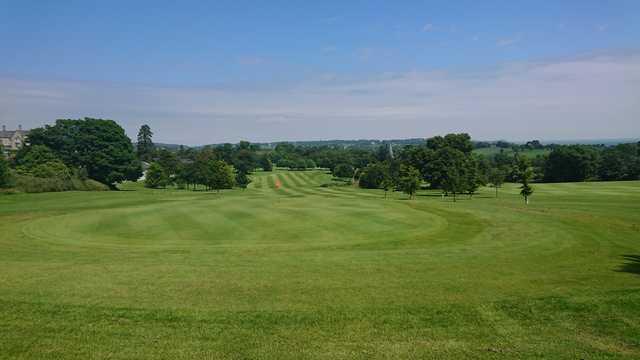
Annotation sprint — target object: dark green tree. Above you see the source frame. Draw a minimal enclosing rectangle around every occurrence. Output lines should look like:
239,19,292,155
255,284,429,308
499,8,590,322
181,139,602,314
233,148,257,174
432,147,467,201
333,163,354,179
0,149,11,188
235,170,251,190
358,163,388,189
259,155,273,171
136,124,155,162
14,145,59,170
27,118,142,188
543,145,599,182
157,148,179,176
598,143,640,181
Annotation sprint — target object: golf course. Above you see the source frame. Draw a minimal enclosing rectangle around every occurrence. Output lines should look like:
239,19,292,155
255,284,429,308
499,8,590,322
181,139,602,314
1,169,639,359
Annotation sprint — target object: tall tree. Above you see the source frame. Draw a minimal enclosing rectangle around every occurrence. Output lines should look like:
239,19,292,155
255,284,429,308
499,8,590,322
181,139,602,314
136,125,155,162
27,118,142,188
434,147,467,201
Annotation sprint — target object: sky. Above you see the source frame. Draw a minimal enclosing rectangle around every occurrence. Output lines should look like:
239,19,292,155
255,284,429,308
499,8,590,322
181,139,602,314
1,0,639,144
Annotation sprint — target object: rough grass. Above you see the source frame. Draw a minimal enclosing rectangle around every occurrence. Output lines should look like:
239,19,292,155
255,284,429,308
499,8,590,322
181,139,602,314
0,170,639,359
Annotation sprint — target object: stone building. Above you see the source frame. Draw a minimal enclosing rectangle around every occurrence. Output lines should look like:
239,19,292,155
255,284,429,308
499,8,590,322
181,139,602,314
0,125,28,151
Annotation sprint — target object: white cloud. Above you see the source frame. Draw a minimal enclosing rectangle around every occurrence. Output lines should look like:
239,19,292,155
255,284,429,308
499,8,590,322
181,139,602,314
1,52,639,144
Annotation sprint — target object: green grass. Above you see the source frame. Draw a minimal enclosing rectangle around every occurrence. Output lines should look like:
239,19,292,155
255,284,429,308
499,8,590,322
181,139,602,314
1,170,639,359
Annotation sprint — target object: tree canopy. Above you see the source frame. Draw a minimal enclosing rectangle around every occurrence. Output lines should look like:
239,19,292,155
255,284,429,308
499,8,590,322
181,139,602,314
27,118,142,187
136,125,155,162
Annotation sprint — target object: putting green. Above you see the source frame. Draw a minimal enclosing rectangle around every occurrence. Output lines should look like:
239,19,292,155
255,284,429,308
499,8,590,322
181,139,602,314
1,170,639,359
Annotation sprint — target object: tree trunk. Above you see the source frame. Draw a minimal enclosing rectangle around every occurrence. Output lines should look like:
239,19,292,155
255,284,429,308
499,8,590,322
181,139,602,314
495,186,498,198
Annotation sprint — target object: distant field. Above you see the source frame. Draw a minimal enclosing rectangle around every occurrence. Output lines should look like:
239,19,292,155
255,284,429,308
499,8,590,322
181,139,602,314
1,170,639,359
473,147,550,157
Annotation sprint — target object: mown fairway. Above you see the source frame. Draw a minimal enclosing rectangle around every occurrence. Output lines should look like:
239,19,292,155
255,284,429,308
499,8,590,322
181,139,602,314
1,170,639,359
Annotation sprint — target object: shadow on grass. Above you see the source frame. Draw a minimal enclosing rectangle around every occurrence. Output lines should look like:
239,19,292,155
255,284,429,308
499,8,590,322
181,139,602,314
618,255,640,275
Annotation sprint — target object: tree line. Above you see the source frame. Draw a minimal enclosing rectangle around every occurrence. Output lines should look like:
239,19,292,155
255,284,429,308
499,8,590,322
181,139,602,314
1,118,638,199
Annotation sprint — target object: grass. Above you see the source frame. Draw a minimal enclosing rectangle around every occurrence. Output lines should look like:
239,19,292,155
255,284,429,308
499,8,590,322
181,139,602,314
1,169,639,359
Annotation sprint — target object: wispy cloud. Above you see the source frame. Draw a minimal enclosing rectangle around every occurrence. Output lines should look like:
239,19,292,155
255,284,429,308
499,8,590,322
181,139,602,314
2,52,639,143
596,24,608,32
422,23,434,32
497,36,521,47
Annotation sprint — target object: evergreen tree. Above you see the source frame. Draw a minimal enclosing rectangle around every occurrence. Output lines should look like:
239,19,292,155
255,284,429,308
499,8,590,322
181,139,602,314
136,124,155,162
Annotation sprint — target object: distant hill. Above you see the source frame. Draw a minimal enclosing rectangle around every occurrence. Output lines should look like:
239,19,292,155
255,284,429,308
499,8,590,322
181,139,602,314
539,138,640,145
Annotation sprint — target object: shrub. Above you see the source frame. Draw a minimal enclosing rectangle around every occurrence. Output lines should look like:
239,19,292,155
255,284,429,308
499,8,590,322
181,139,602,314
30,161,72,180
12,173,108,193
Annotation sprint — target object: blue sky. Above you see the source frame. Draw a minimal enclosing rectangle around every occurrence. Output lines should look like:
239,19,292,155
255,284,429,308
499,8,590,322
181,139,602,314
1,0,639,144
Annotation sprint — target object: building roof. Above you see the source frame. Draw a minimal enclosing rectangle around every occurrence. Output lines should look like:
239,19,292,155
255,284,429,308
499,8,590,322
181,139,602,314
0,130,28,139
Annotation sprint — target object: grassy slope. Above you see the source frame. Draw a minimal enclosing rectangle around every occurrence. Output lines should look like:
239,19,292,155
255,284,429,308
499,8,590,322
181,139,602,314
0,170,639,359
